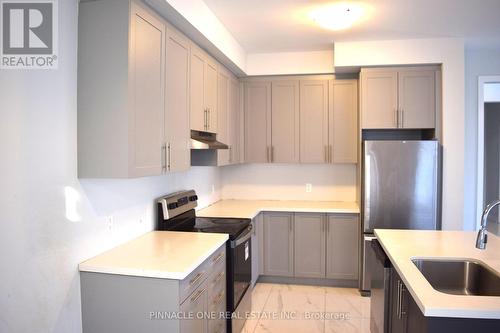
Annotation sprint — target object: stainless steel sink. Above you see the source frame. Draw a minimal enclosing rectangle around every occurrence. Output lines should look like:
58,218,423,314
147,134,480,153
411,258,500,296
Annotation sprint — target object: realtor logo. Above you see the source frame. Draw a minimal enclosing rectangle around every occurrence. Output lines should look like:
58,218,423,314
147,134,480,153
1,0,58,69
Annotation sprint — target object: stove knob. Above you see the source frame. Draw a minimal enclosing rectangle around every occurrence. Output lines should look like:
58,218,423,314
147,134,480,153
167,202,178,210
189,195,198,202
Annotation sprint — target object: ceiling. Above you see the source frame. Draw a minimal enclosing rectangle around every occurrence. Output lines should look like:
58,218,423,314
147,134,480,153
203,0,500,53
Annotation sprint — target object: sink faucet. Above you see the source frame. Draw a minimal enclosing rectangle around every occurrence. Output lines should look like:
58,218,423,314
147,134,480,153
476,199,500,249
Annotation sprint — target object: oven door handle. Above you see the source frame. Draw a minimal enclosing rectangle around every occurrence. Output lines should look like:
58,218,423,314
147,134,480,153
231,225,253,248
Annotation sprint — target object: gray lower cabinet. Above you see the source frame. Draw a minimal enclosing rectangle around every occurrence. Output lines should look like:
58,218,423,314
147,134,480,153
261,212,359,281
294,213,326,278
81,245,226,333
263,212,294,277
326,214,359,280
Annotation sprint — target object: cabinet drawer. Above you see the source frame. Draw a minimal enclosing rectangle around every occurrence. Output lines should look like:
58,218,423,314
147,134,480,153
180,245,226,303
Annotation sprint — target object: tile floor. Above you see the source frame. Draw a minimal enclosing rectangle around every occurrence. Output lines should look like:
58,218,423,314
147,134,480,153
241,283,371,333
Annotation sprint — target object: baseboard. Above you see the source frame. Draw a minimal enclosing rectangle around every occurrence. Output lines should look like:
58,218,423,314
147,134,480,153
257,275,358,288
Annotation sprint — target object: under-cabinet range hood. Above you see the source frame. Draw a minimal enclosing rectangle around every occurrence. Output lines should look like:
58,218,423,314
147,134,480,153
190,130,229,150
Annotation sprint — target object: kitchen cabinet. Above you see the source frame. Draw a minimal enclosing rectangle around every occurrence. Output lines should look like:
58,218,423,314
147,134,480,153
259,212,359,280
217,68,230,166
217,69,241,166
244,81,272,163
271,80,300,163
299,79,329,163
228,78,242,164
81,245,226,333
332,79,358,163
165,27,191,173
251,213,263,286
294,213,326,278
79,0,189,178
398,70,436,129
263,212,294,277
190,45,218,133
390,269,409,333
361,67,439,129
326,214,359,280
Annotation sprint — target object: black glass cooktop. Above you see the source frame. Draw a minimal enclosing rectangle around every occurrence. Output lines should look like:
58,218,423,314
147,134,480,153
194,217,251,240
157,208,251,240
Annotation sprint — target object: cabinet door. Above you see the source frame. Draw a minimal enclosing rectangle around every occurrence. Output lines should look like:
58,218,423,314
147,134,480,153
326,214,359,279
299,80,329,163
361,70,398,129
332,79,358,163
389,269,408,333
294,213,326,278
217,69,230,166
190,46,206,132
271,80,300,163
180,286,208,333
263,213,294,277
165,27,190,173
228,78,241,164
244,82,271,163
129,3,165,177
205,59,218,133
398,70,436,129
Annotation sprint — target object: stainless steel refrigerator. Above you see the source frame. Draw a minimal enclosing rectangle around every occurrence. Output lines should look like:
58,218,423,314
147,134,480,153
360,140,441,294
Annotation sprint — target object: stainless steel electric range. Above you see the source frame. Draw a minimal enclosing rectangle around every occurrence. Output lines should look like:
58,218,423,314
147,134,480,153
157,190,252,333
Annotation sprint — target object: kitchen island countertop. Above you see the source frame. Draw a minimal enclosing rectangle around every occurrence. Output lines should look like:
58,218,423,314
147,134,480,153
375,229,500,319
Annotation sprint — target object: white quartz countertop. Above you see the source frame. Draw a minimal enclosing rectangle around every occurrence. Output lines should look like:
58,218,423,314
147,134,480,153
79,231,228,280
197,199,360,219
375,229,500,319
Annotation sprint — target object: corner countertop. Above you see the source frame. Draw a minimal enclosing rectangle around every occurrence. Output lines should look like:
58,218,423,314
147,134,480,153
79,231,228,280
196,199,360,219
375,229,500,319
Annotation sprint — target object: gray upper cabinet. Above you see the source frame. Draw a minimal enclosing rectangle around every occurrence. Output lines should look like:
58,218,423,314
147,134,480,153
326,214,359,280
78,0,170,178
361,70,399,129
263,212,294,277
299,79,329,163
332,79,358,163
294,213,326,278
217,68,230,166
244,81,272,163
361,67,439,129
398,70,436,129
228,78,242,164
165,27,190,173
190,45,218,133
271,80,300,163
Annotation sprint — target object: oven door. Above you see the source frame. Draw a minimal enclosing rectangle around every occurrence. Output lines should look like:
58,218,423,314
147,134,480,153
229,225,252,311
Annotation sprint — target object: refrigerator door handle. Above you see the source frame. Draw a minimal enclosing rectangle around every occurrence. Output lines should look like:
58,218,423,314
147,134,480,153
364,153,371,232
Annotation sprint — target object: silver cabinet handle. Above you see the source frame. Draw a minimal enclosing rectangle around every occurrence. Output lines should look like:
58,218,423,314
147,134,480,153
324,146,328,163
167,143,171,171
212,252,224,265
190,287,206,303
189,271,205,286
396,280,402,318
400,109,404,128
204,109,207,130
394,109,399,128
161,144,167,172
213,270,225,283
207,108,211,130
212,291,225,305
266,146,270,163
271,146,274,162
329,145,333,163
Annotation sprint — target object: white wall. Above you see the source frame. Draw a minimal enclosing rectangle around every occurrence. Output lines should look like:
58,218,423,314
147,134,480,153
245,50,334,76
464,49,500,230
0,1,221,332
221,164,357,201
335,38,465,231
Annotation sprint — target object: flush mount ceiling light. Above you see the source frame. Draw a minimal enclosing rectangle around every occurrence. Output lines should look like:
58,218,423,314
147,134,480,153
310,2,364,30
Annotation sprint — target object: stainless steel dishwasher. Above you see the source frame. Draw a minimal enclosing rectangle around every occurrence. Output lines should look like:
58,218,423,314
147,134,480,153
370,239,392,333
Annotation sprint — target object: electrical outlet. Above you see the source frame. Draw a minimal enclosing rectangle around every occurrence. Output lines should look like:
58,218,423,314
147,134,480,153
106,215,114,231
306,183,312,193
